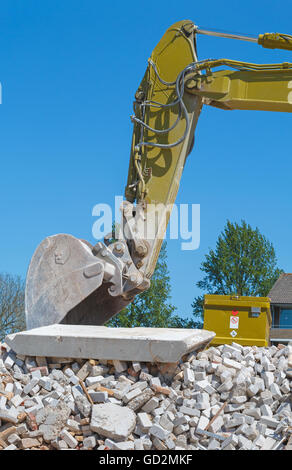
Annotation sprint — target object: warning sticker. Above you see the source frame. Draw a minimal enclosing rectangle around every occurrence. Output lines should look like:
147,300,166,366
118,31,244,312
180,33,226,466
230,316,239,329
230,330,237,337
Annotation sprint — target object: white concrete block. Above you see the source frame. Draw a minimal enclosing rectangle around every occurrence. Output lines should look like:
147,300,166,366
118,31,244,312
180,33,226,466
221,434,238,449
253,434,266,448
270,383,282,399
5,325,215,363
142,397,160,413
260,416,279,429
31,369,42,380
137,412,152,431
208,438,221,450
90,403,136,441
66,418,81,432
179,406,200,417
10,395,23,408
260,404,273,417
165,437,175,450
208,415,224,433
4,353,15,370
196,415,209,432
159,415,174,432
149,424,170,441
4,444,17,450
85,376,103,387
0,408,19,424
262,436,277,450
39,377,53,392
262,371,274,388
5,383,14,393
23,378,39,395
83,435,97,449
13,382,23,396
88,391,108,403
132,362,141,372
113,360,128,373
60,428,78,448
244,408,261,420
222,357,242,370
238,434,253,450
122,388,142,404
134,439,144,450
183,368,194,384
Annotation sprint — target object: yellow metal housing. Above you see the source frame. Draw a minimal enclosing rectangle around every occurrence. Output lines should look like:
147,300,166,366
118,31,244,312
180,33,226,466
186,67,292,112
258,33,292,51
203,294,271,347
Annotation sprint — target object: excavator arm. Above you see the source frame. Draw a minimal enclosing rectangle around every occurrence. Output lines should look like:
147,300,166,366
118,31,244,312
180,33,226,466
25,20,292,329
124,20,203,280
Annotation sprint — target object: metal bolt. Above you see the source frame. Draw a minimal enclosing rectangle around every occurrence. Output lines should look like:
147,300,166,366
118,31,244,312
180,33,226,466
114,242,124,255
185,78,198,89
130,274,138,283
136,243,147,256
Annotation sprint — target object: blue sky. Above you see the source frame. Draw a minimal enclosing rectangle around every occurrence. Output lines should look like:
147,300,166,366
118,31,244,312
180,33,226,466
0,0,291,320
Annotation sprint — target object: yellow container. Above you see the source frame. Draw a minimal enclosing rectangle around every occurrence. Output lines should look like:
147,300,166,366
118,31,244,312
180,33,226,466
203,294,271,347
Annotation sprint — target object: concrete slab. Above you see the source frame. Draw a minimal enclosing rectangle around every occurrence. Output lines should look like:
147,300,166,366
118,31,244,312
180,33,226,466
5,325,215,363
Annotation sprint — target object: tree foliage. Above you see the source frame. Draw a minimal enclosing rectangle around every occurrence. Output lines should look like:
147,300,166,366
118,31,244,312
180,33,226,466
0,273,26,340
107,242,187,328
192,220,282,324
191,295,205,328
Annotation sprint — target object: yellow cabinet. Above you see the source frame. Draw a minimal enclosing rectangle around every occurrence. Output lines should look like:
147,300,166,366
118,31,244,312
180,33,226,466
203,294,271,347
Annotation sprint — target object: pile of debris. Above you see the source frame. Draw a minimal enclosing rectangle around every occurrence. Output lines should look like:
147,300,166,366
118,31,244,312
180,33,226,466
0,341,291,450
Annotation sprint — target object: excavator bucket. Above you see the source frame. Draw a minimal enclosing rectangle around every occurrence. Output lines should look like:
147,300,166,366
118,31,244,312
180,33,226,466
25,234,132,329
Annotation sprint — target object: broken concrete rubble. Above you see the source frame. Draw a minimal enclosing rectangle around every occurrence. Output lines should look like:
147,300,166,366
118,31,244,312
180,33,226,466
0,340,291,450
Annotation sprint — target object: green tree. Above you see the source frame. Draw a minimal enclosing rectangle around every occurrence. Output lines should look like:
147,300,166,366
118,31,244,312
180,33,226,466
0,273,26,340
191,295,205,328
192,220,283,325
107,241,186,328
